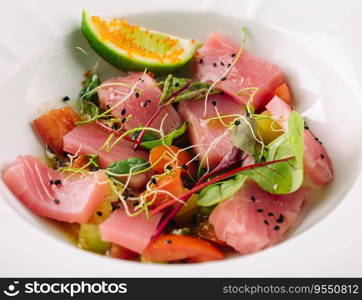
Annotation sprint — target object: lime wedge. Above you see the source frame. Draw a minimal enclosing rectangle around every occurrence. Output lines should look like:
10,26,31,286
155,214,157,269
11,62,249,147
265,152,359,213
81,10,199,74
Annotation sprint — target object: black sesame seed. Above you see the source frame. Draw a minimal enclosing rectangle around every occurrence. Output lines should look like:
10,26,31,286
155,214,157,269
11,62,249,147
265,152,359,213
128,194,135,198
220,77,227,81
274,225,280,231
164,239,172,244
231,53,236,57
315,137,319,142
54,179,62,185
91,166,99,171
227,63,231,68
250,196,256,202
133,201,139,206
96,211,103,216
166,165,173,171
211,100,217,106
246,112,251,117
199,58,204,64
220,61,225,66
268,212,274,217
320,154,325,159
264,148,269,152
234,120,241,126
49,179,54,185
213,62,217,67
146,99,152,103
106,104,111,109
121,118,127,124
141,101,148,107
319,140,323,145
181,164,188,170
256,208,264,213
304,126,309,130
135,92,140,98
276,214,284,224
62,96,70,102
121,108,126,115
151,178,157,184
260,156,266,162
53,199,60,204
220,91,225,95
174,82,180,87
112,123,120,130
264,220,269,225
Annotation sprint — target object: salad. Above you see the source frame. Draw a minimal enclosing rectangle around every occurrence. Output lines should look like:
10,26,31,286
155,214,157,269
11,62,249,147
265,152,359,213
2,11,333,263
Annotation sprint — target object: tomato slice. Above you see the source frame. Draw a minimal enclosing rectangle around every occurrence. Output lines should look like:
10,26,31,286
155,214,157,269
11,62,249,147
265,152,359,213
108,244,139,260
149,145,195,175
142,234,224,263
272,83,292,104
145,169,187,209
194,221,227,246
33,107,80,155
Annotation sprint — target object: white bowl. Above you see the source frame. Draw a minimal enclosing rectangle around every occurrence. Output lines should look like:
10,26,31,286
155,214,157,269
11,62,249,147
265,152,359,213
0,0,362,276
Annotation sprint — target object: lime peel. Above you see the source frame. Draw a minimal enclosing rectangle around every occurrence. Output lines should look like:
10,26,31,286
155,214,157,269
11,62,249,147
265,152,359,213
81,10,200,74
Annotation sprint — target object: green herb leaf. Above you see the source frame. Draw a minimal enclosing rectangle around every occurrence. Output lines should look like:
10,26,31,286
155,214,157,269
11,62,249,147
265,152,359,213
159,75,219,105
230,117,257,157
159,75,191,104
106,157,150,176
240,111,304,194
79,72,100,102
80,99,99,121
132,130,159,143
79,72,101,121
140,122,187,150
197,175,247,207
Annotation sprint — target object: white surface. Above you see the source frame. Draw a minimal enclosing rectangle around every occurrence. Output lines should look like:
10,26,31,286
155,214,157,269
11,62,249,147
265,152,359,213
0,0,362,277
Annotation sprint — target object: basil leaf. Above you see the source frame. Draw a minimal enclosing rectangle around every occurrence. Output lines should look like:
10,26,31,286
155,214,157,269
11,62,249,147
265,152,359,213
230,117,257,157
197,175,247,207
240,111,304,194
141,122,187,150
106,157,150,176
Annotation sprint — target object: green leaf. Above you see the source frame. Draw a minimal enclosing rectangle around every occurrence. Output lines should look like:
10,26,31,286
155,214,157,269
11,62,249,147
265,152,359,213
79,72,101,121
132,130,159,143
106,157,150,176
240,111,304,194
79,99,99,121
159,75,191,104
197,175,247,207
230,117,257,156
79,72,100,102
159,74,219,105
140,122,187,150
